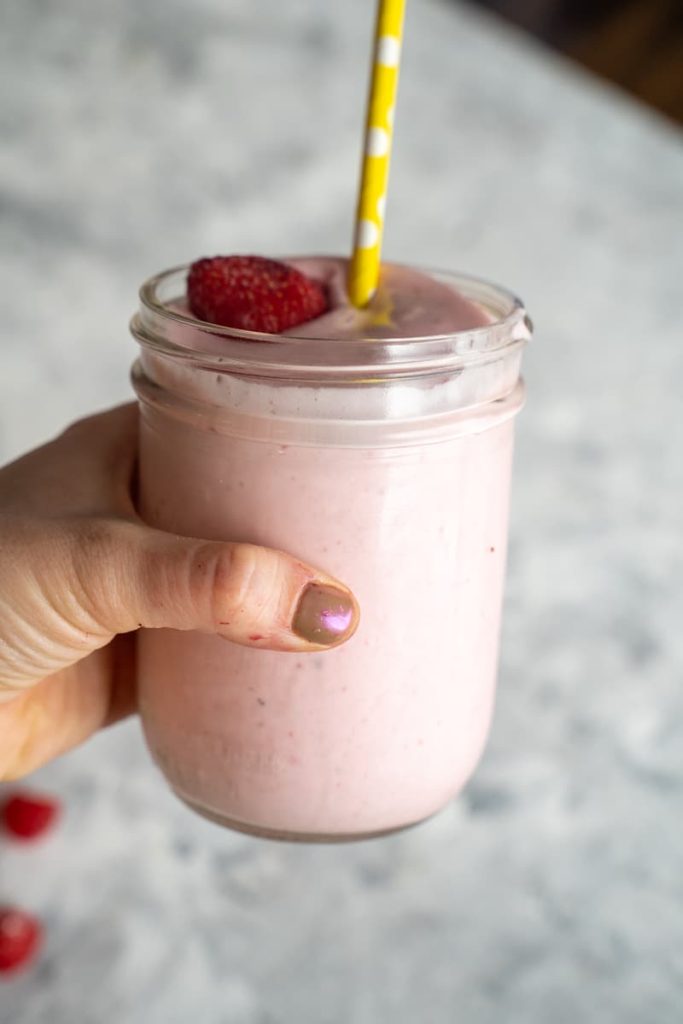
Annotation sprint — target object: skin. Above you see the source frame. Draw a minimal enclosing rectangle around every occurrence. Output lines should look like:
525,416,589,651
0,405,358,780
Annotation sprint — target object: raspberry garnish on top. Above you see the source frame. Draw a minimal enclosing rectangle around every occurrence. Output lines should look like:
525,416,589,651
187,255,328,333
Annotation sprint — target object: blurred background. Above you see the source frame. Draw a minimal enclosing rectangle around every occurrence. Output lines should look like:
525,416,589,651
0,0,681,1022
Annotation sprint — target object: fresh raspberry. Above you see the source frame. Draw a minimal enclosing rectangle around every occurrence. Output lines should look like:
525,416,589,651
187,255,328,333
0,907,42,974
1,792,60,841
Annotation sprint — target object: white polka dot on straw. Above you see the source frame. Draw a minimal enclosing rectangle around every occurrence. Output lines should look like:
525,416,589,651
377,35,401,66
377,195,387,219
366,126,390,157
356,219,379,249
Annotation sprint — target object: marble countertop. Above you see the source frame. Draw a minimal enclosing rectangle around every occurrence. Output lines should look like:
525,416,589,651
1,0,682,1021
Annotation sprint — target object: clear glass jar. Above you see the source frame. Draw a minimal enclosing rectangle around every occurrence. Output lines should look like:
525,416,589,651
130,263,530,841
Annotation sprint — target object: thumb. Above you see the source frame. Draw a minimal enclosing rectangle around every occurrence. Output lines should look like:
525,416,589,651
71,519,360,653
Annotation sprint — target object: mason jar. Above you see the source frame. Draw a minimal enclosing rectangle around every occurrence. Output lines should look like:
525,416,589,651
130,262,530,841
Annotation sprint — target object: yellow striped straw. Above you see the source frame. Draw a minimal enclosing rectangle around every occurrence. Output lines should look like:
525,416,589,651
348,0,406,309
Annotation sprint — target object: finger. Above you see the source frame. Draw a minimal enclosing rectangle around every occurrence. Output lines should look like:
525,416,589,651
0,635,136,781
0,404,138,517
68,518,360,653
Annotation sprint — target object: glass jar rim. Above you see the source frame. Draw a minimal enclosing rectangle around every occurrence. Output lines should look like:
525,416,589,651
131,260,531,381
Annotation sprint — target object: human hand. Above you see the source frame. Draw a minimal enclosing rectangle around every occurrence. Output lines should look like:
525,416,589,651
0,405,359,779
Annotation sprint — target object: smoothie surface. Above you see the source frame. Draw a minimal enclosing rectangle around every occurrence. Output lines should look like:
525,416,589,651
284,257,493,339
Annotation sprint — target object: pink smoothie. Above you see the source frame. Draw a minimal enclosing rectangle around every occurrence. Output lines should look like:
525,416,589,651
133,259,528,840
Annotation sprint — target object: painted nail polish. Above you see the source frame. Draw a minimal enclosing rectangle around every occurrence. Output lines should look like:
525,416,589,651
292,584,357,646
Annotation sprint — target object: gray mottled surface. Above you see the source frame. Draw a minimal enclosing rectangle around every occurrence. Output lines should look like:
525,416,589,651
1,0,682,1021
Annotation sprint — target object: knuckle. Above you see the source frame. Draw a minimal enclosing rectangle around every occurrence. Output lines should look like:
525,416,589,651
66,518,118,566
140,541,237,627
215,544,257,609
68,521,117,594
65,518,134,630
190,543,277,626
